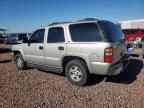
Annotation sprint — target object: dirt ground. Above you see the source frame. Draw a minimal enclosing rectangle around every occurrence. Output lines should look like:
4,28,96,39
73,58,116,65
0,44,144,108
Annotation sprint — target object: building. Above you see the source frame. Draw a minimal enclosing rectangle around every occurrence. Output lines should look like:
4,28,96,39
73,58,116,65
117,19,144,29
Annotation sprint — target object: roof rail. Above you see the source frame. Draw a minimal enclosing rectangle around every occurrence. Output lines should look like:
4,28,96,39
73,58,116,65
77,18,98,22
84,18,98,21
48,18,98,26
48,21,72,26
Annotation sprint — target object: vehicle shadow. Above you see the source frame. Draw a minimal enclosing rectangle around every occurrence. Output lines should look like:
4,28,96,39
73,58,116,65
0,48,11,54
105,59,143,84
86,75,105,86
0,59,11,63
37,59,143,86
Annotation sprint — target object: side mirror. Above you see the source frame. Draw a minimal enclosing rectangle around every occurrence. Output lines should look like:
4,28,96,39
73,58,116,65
22,36,28,43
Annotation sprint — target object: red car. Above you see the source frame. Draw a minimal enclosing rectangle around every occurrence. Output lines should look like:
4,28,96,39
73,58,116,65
123,29,144,41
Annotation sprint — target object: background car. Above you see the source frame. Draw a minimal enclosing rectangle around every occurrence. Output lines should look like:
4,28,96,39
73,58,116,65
4,34,18,44
4,33,31,44
0,35,6,43
123,29,144,42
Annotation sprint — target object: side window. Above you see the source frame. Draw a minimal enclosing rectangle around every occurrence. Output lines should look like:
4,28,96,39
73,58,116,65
29,29,45,43
69,23,102,42
47,27,65,43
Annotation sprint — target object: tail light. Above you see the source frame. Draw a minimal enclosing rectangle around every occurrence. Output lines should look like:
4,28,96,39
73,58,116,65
104,47,113,63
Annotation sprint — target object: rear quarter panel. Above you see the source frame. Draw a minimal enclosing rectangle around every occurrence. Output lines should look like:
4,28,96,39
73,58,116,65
66,42,111,74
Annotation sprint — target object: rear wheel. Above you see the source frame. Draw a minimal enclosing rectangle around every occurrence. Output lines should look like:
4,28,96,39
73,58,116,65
14,53,26,70
65,59,89,86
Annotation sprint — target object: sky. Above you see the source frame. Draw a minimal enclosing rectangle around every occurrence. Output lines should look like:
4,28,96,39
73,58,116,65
0,0,144,33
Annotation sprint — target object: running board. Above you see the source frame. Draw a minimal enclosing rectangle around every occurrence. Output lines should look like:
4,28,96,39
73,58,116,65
27,63,63,73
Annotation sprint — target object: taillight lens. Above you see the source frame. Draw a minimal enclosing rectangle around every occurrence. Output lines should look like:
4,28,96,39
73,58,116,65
104,48,113,63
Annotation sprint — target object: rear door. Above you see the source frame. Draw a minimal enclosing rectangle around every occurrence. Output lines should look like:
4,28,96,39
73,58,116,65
98,21,125,63
44,26,66,67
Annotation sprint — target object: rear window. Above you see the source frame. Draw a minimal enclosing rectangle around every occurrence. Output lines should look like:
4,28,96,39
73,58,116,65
98,21,124,43
48,27,65,43
69,23,102,42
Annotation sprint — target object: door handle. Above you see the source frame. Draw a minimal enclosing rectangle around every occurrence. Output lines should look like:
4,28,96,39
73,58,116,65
39,46,44,50
58,46,64,50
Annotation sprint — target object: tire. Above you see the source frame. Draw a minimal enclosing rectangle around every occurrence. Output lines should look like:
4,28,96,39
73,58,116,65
65,59,89,86
14,53,26,70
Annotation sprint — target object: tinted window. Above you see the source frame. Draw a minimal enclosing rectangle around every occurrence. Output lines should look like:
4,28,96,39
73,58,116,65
69,23,102,42
48,27,65,43
98,21,124,43
29,29,45,43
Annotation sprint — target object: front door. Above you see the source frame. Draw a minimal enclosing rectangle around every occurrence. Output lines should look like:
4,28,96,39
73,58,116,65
23,29,45,65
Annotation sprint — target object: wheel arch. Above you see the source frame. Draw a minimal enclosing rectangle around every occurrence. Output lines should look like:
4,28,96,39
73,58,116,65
13,50,25,61
61,55,93,73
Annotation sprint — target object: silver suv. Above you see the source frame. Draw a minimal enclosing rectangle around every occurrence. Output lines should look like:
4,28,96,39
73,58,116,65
12,18,129,86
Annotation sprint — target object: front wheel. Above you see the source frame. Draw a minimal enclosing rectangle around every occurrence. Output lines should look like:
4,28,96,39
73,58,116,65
14,53,26,70
65,59,89,86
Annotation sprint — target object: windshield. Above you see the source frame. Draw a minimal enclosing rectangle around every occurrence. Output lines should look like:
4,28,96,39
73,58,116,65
98,21,124,43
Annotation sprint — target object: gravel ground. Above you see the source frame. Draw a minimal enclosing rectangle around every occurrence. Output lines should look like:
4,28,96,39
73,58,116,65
0,44,144,108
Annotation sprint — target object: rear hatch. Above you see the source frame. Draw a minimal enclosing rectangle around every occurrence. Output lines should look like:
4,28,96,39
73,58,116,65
98,21,125,63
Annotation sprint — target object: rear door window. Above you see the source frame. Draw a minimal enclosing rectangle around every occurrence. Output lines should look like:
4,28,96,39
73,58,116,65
69,23,102,42
98,21,124,43
47,27,65,43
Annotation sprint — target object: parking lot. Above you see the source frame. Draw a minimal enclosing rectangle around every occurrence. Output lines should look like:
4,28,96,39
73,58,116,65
0,44,144,108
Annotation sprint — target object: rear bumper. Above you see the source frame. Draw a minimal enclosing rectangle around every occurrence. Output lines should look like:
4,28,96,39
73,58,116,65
91,54,130,75
108,63,123,75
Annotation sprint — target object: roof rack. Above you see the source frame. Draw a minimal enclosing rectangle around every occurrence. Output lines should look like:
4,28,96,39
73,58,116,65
48,18,98,26
48,21,72,26
84,18,98,21
77,18,98,22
